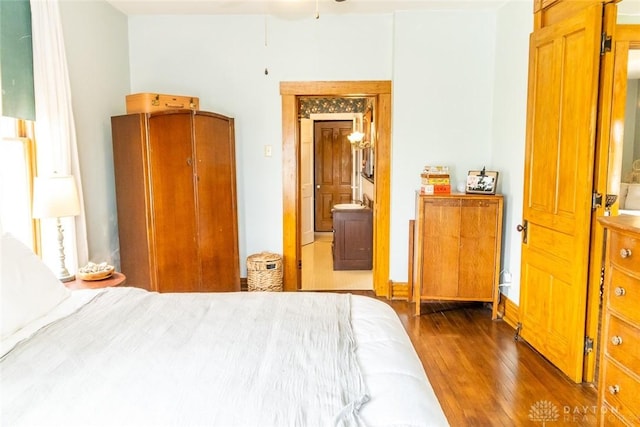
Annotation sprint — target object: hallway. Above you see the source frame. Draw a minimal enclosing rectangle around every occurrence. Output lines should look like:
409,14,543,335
300,232,373,291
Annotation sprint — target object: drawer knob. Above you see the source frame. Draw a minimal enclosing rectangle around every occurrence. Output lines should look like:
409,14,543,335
608,385,620,395
614,287,626,297
611,336,623,346
620,248,632,258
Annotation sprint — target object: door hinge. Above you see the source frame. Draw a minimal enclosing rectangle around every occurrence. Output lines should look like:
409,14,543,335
601,32,612,55
600,266,605,300
592,192,603,210
584,336,594,354
297,259,302,269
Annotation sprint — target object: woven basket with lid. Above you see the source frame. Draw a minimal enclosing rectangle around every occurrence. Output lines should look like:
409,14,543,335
247,252,283,292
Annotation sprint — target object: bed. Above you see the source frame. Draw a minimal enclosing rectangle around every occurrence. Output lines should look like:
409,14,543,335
1,232,449,426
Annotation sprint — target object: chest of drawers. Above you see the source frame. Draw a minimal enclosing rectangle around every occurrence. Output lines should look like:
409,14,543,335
597,215,640,426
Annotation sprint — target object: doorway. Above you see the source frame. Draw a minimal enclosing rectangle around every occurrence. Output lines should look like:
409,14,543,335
300,116,374,291
280,81,392,296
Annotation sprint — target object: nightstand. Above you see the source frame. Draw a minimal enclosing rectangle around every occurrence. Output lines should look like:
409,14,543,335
64,272,127,290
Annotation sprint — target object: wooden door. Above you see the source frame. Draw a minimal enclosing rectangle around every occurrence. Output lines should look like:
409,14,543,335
518,3,603,383
148,112,200,292
193,111,240,292
300,119,315,245
314,121,353,231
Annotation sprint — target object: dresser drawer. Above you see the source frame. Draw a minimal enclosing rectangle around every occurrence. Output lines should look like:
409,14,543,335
610,231,639,274
601,358,640,425
608,267,640,325
599,402,633,427
606,315,640,372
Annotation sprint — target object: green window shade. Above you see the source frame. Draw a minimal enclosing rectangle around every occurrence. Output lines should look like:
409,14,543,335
1,0,35,121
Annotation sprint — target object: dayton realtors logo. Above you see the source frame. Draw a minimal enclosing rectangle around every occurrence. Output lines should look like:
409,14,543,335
529,400,600,424
529,400,560,425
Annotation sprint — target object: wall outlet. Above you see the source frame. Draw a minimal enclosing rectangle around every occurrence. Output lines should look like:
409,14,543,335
503,270,512,283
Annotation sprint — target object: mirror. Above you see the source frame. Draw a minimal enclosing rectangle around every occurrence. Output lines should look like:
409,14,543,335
617,42,640,215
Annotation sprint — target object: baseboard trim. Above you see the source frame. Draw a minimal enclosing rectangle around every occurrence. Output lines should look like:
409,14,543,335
498,294,519,330
391,281,409,300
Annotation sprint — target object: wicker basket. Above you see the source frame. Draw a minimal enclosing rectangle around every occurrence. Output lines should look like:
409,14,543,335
247,252,283,292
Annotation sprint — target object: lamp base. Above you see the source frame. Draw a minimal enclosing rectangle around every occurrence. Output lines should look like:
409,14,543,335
58,273,75,283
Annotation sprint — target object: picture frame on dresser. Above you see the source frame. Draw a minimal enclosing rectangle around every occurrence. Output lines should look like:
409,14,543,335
466,169,499,194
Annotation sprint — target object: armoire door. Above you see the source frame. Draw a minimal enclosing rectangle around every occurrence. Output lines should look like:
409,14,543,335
518,2,603,383
193,111,240,291
314,121,353,232
148,112,201,292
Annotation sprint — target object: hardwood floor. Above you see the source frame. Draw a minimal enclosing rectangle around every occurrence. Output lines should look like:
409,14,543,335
369,296,598,426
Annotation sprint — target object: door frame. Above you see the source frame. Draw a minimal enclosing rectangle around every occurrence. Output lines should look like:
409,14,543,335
585,22,640,382
280,81,392,297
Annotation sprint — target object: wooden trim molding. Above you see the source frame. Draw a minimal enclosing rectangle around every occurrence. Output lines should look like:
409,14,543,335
280,81,392,297
497,294,520,330
391,282,409,300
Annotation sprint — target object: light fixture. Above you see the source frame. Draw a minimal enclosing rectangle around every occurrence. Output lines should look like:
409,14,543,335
348,115,366,147
32,175,81,282
348,131,365,144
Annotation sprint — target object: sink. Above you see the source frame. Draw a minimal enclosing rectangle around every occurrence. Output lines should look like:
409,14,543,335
333,203,366,210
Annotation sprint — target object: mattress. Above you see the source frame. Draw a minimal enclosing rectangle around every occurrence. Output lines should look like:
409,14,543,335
0,288,448,427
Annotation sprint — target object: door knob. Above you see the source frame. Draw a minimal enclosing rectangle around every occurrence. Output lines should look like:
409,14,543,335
316,185,320,189
517,220,528,243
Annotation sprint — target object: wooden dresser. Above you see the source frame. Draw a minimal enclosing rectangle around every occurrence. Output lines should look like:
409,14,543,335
111,110,240,293
412,193,503,318
597,215,640,426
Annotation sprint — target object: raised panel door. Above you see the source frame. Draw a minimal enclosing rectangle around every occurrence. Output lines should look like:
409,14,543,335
147,112,200,292
193,112,240,292
314,121,353,232
519,2,602,382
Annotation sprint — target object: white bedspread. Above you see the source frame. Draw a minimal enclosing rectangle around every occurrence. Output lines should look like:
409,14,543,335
1,288,449,427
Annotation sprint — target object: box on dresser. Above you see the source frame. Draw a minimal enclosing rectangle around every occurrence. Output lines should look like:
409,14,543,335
597,215,640,426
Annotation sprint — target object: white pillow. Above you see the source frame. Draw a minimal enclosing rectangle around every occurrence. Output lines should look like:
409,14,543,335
625,184,640,210
1,233,71,338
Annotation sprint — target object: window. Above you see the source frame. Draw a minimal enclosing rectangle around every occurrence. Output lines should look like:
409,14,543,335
1,116,39,252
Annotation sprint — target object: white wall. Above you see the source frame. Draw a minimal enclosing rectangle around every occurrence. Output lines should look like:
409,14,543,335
490,0,533,303
390,10,499,280
127,14,394,274
59,1,130,268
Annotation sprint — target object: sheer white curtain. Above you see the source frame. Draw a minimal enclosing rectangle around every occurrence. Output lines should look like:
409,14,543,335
30,0,88,272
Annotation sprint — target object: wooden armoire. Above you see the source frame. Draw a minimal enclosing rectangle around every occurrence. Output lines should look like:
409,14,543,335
111,109,240,292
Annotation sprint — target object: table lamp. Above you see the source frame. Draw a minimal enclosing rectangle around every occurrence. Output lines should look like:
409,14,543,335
32,175,81,282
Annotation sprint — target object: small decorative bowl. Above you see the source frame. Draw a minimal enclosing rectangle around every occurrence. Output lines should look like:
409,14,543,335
77,265,115,281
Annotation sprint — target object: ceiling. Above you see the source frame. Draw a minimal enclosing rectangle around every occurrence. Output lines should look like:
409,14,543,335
102,0,518,16
103,0,640,16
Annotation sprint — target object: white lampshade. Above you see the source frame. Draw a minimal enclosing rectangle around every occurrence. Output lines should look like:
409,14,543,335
32,175,81,219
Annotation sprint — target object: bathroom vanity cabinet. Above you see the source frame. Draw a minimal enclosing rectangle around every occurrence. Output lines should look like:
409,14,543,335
332,208,373,270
